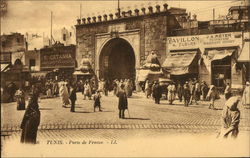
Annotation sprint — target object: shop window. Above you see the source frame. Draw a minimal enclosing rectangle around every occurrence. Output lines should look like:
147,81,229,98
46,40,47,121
29,59,36,67
16,38,20,43
2,41,6,47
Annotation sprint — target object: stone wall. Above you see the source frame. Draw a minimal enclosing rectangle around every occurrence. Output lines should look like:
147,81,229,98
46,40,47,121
142,14,167,65
1,33,26,53
76,24,108,69
75,3,178,72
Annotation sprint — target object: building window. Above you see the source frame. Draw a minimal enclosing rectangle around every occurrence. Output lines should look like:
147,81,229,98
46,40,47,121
29,59,36,67
70,32,72,37
63,34,66,41
2,41,6,47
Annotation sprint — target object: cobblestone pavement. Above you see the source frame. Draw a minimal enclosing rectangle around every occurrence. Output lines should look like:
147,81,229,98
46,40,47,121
1,92,250,132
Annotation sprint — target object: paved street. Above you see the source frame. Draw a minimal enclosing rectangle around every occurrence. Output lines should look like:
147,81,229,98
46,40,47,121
1,90,250,157
1,92,250,131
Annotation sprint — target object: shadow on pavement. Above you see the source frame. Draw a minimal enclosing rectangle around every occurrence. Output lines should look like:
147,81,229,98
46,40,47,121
73,111,92,113
213,108,223,110
160,103,186,107
99,111,115,113
128,95,144,99
124,118,150,120
160,102,209,108
39,108,53,110
75,106,84,108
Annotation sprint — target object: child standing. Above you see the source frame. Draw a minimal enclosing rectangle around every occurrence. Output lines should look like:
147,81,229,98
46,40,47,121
93,91,102,112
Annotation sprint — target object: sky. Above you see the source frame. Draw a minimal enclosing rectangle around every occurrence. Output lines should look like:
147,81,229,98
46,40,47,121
0,0,245,36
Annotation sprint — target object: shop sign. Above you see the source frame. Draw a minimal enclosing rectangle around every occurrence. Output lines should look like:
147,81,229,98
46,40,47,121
167,32,242,51
200,32,242,48
167,35,199,50
40,47,75,69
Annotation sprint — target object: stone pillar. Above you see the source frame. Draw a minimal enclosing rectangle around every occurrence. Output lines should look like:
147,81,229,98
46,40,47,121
87,17,91,23
92,16,96,23
109,14,113,20
163,3,168,11
148,6,153,14
115,12,121,18
135,69,142,92
103,14,108,21
141,7,146,15
156,5,160,13
82,18,86,24
122,11,126,17
127,10,132,16
134,9,139,16
98,15,102,22
77,19,81,25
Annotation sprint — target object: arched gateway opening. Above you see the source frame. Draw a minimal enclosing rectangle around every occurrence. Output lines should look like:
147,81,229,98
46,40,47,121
99,38,136,81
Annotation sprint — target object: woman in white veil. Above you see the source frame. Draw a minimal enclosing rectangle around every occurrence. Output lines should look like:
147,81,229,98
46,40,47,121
59,82,70,107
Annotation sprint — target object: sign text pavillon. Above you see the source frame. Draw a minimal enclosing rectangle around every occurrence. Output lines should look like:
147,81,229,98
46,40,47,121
167,32,243,51
167,35,199,49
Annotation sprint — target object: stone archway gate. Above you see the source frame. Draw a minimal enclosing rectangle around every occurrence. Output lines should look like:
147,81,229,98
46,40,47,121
95,29,140,79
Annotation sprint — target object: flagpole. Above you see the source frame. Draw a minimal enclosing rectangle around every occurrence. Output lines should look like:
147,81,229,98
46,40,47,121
80,4,82,20
118,0,121,17
50,11,53,46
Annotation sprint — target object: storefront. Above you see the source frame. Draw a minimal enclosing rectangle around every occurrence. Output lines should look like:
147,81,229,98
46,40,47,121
166,32,243,88
202,47,238,91
237,40,250,86
1,61,30,102
40,44,76,81
162,49,201,84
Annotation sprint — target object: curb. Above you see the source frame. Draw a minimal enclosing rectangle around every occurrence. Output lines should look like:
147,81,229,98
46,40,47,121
1,123,250,133
1,123,250,135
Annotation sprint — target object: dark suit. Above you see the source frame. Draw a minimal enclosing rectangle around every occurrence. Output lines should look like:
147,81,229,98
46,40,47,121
153,84,162,104
116,90,128,118
20,97,40,144
183,84,191,107
69,88,77,112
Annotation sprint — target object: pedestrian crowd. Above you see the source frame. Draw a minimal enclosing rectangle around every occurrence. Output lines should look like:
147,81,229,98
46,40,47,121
2,77,249,144
143,78,250,110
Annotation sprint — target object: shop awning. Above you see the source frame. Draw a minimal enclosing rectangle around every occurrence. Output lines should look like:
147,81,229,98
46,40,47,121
1,63,10,72
73,71,91,76
137,69,163,81
207,49,235,61
31,71,50,77
238,42,250,62
162,51,198,75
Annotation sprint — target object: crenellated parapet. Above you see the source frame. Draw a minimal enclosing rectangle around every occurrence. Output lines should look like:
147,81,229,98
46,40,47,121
76,3,169,25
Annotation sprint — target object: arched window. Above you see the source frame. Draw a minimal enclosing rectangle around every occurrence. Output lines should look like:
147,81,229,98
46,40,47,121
14,59,22,66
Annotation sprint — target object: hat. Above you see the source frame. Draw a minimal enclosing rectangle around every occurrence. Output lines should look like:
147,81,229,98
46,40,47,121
246,82,250,85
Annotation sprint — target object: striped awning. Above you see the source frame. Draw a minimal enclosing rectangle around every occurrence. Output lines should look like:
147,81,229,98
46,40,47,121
207,49,235,61
1,63,10,72
162,51,198,75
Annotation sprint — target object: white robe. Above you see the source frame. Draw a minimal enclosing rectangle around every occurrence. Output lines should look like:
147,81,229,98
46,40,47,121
242,85,250,105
